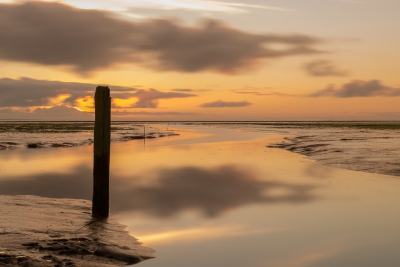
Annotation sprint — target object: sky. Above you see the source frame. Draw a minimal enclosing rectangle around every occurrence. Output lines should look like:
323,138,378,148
0,0,399,121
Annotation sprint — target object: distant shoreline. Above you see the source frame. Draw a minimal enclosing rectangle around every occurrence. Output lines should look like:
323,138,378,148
1,120,400,123
0,122,178,150
1,121,400,178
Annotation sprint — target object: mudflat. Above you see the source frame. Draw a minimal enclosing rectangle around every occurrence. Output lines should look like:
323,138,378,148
0,195,154,267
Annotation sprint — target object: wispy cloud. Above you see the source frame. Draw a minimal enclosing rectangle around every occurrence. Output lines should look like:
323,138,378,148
232,90,296,97
172,88,197,92
112,110,198,117
303,60,349,77
200,100,252,107
309,80,400,97
123,0,244,13
21,0,290,13
206,1,291,12
172,88,210,92
113,89,196,108
0,2,323,75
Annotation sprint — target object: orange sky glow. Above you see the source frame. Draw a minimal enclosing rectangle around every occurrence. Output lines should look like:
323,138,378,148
0,0,399,120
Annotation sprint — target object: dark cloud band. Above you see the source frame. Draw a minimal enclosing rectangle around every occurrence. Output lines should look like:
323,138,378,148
0,77,133,108
0,2,323,75
0,77,195,109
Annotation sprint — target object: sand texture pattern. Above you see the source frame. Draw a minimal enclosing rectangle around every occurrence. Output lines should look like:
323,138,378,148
0,195,154,267
268,128,400,177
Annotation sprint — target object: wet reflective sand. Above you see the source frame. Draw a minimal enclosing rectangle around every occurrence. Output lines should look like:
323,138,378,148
0,195,154,266
1,124,400,267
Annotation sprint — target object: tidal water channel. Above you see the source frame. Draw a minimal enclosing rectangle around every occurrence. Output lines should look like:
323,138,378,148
1,124,400,267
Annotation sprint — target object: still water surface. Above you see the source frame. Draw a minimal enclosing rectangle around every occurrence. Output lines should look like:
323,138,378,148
1,124,400,267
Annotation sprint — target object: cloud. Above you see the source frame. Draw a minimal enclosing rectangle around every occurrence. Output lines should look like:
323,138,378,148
33,105,93,120
112,110,198,117
0,164,318,218
0,77,134,108
0,2,323,75
209,1,290,12
0,77,194,110
172,88,210,92
0,107,30,121
172,88,197,92
119,89,196,108
125,0,288,13
0,105,93,121
200,100,252,108
20,0,290,14
303,60,348,77
309,80,400,97
231,90,271,96
231,90,296,97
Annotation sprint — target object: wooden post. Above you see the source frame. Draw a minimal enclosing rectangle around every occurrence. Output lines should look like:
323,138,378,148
92,86,111,218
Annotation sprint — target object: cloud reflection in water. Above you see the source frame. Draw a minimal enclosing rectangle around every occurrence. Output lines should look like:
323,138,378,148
0,164,318,218
0,165,92,199
113,165,318,217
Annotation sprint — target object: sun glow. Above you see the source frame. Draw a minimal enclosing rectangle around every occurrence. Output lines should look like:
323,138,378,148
47,94,72,106
137,225,281,245
112,97,139,108
75,96,95,112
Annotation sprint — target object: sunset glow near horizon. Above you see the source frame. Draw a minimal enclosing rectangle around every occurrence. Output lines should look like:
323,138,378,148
1,0,399,121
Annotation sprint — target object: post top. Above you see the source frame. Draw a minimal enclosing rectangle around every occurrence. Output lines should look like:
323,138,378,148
95,86,110,98
96,85,110,90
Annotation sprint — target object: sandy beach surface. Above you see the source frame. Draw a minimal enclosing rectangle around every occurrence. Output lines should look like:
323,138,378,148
0,195,154,267
1,122,400,267
267,126,400,177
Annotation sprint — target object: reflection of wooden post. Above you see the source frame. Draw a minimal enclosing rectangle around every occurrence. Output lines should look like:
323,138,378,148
92,86,111,218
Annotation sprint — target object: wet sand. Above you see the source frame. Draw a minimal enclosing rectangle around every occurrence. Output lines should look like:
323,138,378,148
0,122,177,150
267,126,400,177
0,195,154,267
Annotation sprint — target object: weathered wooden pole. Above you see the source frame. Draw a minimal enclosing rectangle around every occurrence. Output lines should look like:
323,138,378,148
92,86,111,218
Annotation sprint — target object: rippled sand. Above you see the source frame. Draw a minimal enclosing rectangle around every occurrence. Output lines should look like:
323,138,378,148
266,126,400,177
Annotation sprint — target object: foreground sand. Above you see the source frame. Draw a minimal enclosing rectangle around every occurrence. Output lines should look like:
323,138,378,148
0,195,154,267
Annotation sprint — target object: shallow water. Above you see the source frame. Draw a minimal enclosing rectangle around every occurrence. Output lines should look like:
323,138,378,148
1,124,400,267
